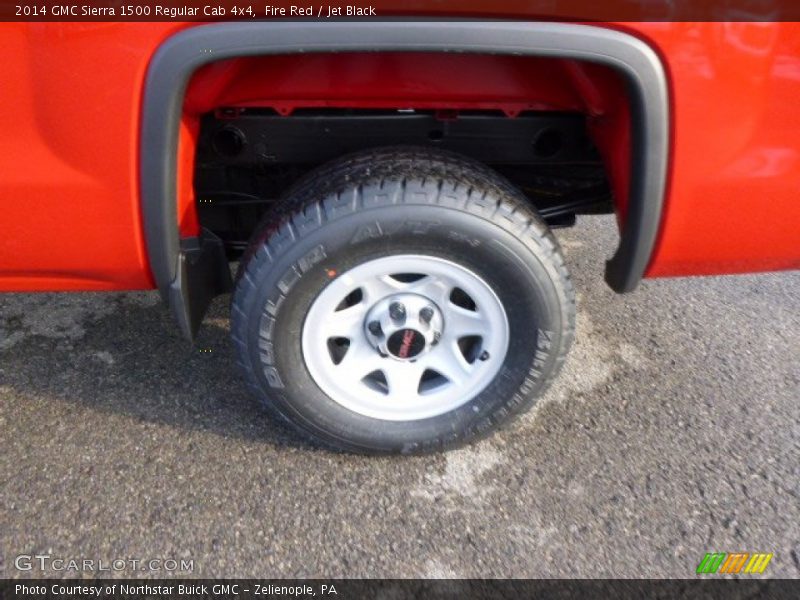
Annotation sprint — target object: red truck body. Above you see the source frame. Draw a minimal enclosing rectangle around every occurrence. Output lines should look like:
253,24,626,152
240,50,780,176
1,20,799,293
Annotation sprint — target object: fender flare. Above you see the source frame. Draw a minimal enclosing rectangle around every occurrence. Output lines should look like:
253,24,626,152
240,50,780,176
141,20,670,339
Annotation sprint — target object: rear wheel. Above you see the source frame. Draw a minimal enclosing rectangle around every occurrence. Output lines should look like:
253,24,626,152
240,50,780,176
231,147,575,454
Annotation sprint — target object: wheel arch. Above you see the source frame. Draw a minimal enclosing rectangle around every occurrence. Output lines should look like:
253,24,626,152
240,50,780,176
140,21,670,339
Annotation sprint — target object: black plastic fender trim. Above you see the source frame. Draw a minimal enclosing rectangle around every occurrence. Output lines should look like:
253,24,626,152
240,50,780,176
141,21,670,337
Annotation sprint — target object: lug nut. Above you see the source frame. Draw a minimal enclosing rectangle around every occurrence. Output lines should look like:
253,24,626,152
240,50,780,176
389,302,406,322
367,321,383,336
479,350,490,361
419,306,434,325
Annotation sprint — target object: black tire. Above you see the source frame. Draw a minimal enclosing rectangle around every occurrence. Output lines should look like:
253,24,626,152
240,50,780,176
231,147,575,454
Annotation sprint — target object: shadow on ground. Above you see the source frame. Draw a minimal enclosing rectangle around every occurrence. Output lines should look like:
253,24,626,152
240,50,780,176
0,292,315,449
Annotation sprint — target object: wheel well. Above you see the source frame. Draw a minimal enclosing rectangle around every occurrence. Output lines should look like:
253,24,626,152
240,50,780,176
185,53,629,259
140,22,668,339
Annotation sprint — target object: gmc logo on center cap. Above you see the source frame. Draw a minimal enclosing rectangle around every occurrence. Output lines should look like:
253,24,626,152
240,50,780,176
398,329,416,358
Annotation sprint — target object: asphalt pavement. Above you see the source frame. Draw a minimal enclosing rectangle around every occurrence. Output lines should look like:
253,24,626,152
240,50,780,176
1,215,798,578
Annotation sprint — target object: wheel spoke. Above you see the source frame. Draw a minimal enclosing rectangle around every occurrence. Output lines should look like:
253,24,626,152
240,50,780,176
360,275,401,303
384,362,425,401
445,305,490,338
405,275,451,307
336,340,385,382
419,342,472,386
323,302,368,339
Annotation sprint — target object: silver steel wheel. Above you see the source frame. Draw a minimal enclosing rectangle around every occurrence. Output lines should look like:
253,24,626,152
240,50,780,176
301,255,510,421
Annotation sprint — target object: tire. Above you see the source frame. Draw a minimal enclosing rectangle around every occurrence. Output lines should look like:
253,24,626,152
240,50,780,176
231,147,575,454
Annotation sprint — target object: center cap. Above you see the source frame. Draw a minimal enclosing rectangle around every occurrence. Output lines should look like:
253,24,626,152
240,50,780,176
363,293,444,361
387,328,426,359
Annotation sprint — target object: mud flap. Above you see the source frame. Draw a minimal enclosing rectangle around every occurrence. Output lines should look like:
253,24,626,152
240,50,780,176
167,229,233,341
